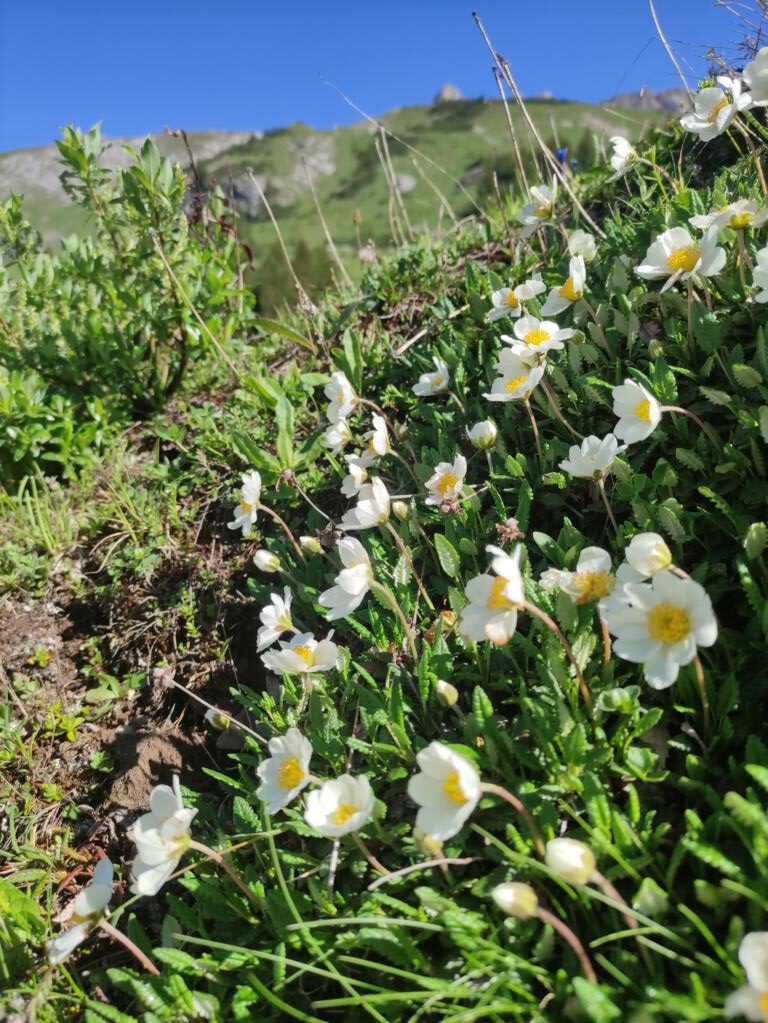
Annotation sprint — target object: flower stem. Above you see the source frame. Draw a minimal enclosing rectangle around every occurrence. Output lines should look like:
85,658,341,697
293,479,332,522
581,297,610,354
597,478,619,534
98,920,159,975
261,504,307,562
481,782,545,855
693,655,711,734
392,449,421,488
352,835,389,875
686,279,694,351
384,520,435,611
524,399,543,465
523,601,592,712
541,376,583,439
599,616,612,664
660,405,722,449
591,869,652,969
189,840,262,910
536,906,597,983
367,856,475,892
371,580,418,661
448,390,466,415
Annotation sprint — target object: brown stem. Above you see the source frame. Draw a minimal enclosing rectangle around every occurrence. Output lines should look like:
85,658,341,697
523,601,592,711
591,869,652,969
536,906,597,983
524,399,543,465
481,782,545,855
597,478,619,534
693,655,711,734
352,835,389,876
448,390,466,415
261,504,307,563
660,405,722,449
541,377,583,438
98,920,159,975
384,521,435,610
599,616,612,664
189,840,262,910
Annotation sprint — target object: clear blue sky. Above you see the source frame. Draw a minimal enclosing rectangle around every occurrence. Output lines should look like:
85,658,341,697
0,0,749,153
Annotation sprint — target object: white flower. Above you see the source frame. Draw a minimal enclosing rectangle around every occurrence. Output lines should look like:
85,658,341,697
487,278,546,322
131,778,197,896
467,420,498,450
568,229,597,262
47,858,114,965
635,226,726,293
545,838,596,885
725,931,768,1020
407,741,482,841
256,728,313,814
504,313,576,358
492,882,539,920
680,76,752,141
322,419,352,456
425,454,467,507
304,774,375,837
340,477,391,530
341,452,374,497
257,587,294,652
517,181,557,238
608,136,638,181
602,570,717,688
559,434,624,479
253,549,281,573
261,631,339,675
691,198,768,232
413,356,450,397
541,255,587,316
484,348,545,403
227,471,262,535
625,532,672,578
540,547,615,605
612,380,662,443
325,371,356,423
319,537,373,619
744,47,768,105
753,244,768,303
459,545,525,645
364,414,390,457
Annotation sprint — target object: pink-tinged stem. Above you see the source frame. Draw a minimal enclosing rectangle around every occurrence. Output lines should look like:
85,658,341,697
524,601,592,712
599,616,612,664
660,405,721,449
481,782,545,855
189,840,262,910
261,504,306,562
591,869,652,969
367,857,475,892
536,906,597,984
524,399,543,464
597,478,619,534
352,835,389,876
98,920,159,975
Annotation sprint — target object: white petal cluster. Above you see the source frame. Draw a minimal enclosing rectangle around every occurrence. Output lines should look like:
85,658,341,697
324,371,356,423
467,420,497,450
517,182,557,238
568,229,597,262
341,452,374,497
484,349,545,403
322,419,352,456
340,477,391,530
540,546,615,606
227,471,262,535
131,778,197,896
47,858,114,965
612,380,662,443
753,244,768,302
253,549,281,573
413,356,450,396
425,454,467,507
559,434,624,479
725,931,768,1020
691,198,768,233
261,631,339,675
635,226,726,293
407,741,482,840
256,728,313,814
459,545,525,645
319,537,373,619
744,47,768,105
545,837,596,885
364,414,390,457
487,278,545,322
680,76,752,141
503,314,575,358
540,257,586,317
257,587,294,652
304,774,375,837
607,136,638,181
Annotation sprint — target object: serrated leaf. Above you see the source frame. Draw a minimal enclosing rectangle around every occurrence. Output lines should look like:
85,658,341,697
745,522,768,559
699,386,732,407
434,533,460,577
676,447,705,471
733,363,763,388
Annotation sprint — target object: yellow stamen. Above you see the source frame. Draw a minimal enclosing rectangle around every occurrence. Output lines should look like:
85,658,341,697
293,645,314,666
240,501,252,513
525,328,550,347
667,246,699,274
729,212,752,229
332,803,357,826
278,756,304,790
486,576,517,611
442,770,467,806
534,202,553,219
707,96,730,124
573,569,615,604
504,291,519,308
436,471,459,496
634,400,651,423
504,374,528,393
431,375,445,389
558,277,583,302
647,603,690,644
758,991,768,1017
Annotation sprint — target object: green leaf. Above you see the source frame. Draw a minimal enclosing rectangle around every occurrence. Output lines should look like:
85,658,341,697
733,363,764,389
252,317,317,354
232,432,281,474
434,534,460,578
692,306,724,354
573,978,621,1022
275,396,295,467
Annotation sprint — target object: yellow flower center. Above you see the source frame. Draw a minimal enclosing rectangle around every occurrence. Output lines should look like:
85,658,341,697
558,277,583,302
486,576,517,611
442,770,467,806
758,991,768,1017
436,471,459,496
431,375,445,389
293,645,314,666
534,202,553,219
729,212,752,229
666,245,699,273
573,569,615,604
634,400,651,423
707,96,730,124
278,756,304,790
240,501,253,513
504,291,519,308
332,803,358,826
525,328,550,347
504,374,529,394
647,603,691,644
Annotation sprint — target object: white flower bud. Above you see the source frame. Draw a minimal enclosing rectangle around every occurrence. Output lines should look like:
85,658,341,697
625,533,672,577
492,882,539,920
392,500,410,521
254,549,281,573
545,837,596,886
467,420,498,450
204,709,232,731
300,535,323,554
435,680,459,708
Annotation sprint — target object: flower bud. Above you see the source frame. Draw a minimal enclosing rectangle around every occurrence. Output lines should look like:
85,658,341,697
492,882,538,920
253,549,281,573
204,708,232,730
435,680,459,708
545,837,596,886
392,500,410,522
625,532,671,577
467,420,498,450
300,535,323,554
